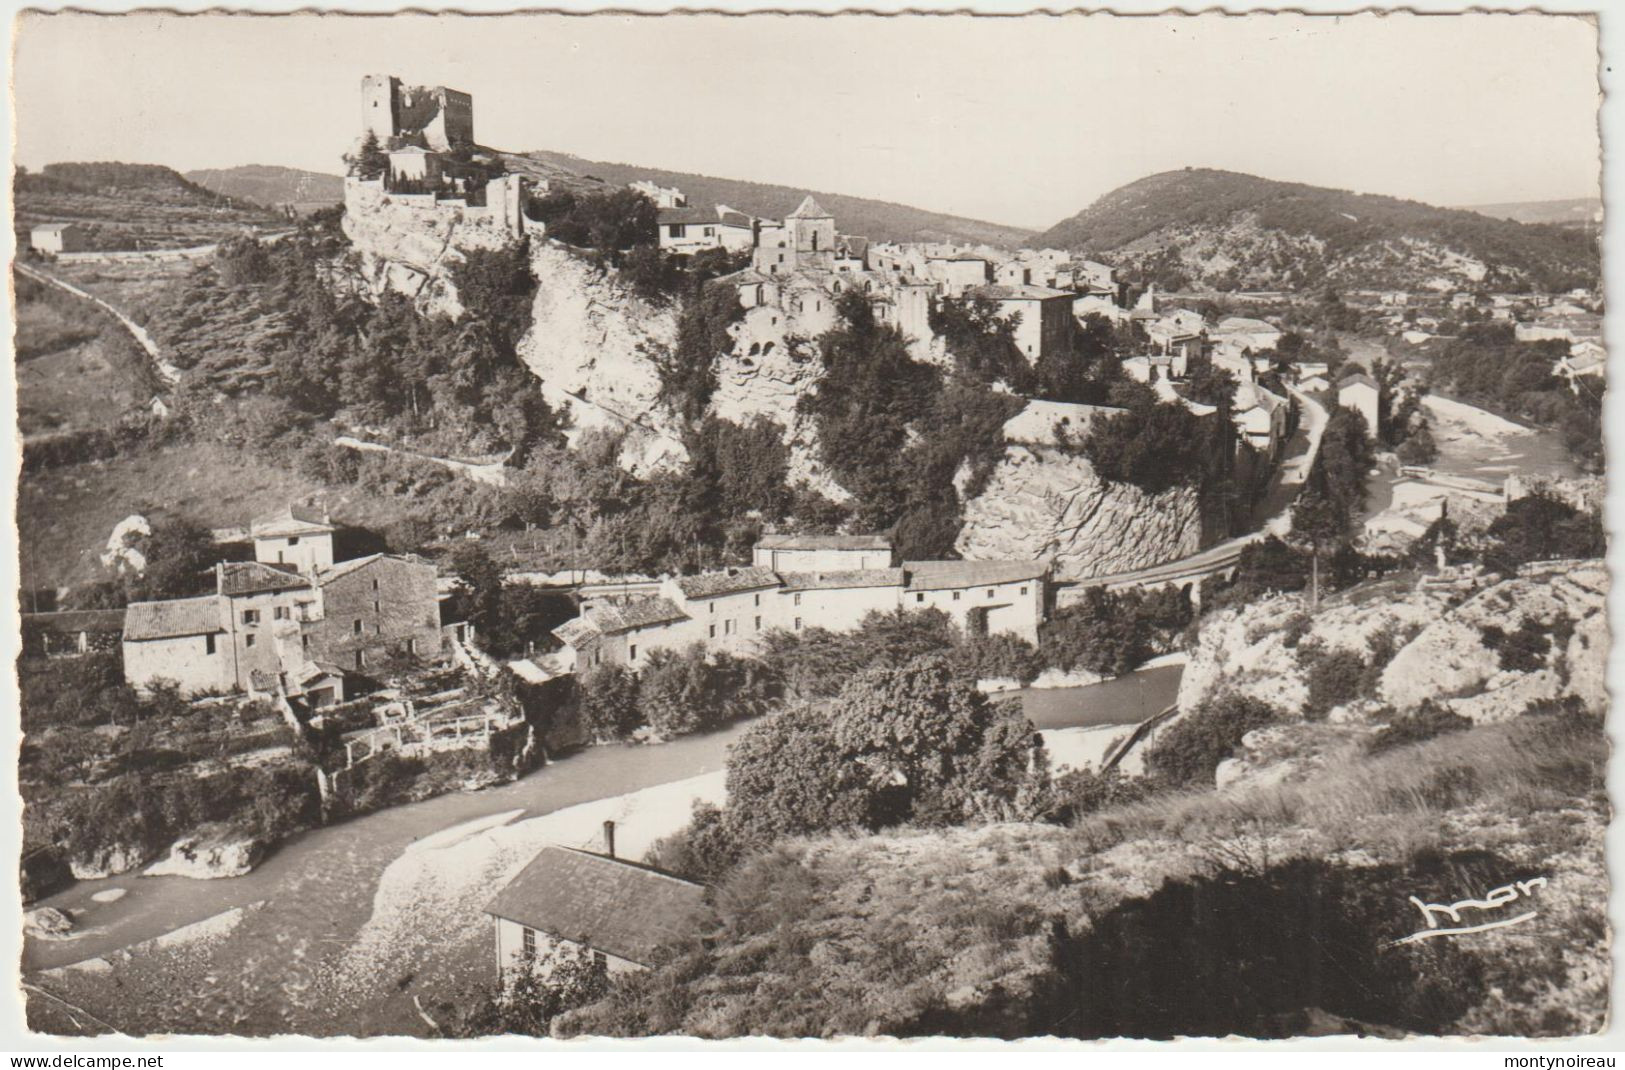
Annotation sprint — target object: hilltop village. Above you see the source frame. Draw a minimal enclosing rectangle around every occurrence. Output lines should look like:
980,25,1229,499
15,71,1608,1041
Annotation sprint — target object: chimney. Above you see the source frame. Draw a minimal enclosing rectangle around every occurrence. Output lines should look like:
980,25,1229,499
602,820,616,859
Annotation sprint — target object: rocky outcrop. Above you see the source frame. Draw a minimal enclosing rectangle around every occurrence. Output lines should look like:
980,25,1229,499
712,322,846,498
1179,561,1608,727
516,242,687,476
144,824,270,880
1380,560,1607,721
70,843,156,881
342,179,523,317
24,906,75,939
344,181,688,476
955,446,1202,580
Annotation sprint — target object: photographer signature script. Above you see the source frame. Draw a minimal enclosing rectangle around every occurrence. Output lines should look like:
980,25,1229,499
1390,877,1548,946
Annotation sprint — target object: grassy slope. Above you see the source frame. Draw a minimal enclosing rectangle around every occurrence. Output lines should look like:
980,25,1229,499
559,710,1606,1039
18,441,416,589
520,149,1034,248
16,163,280,250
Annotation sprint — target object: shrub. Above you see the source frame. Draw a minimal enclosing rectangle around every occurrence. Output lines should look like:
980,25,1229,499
1144,693,1281,788
1051,765,1151,823
1366,702,1474,755
1299,643,1368,720
1479,616,1552,674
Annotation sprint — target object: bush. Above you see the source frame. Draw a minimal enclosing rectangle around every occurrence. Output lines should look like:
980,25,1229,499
1366,703,1474,755
1299,642,1368,720
1144,693,1281,788
1479,617,1551,673
1050,765,1151,823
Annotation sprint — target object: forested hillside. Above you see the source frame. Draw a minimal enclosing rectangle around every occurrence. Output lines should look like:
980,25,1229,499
1035,169,1599,292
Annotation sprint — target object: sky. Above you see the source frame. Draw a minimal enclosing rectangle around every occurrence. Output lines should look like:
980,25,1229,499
10,11,1602,230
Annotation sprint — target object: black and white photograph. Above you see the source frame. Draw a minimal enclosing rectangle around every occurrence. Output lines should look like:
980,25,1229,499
4,5,1614,1050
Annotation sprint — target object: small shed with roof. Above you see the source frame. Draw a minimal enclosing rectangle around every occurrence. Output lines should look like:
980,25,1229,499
484,839,707,978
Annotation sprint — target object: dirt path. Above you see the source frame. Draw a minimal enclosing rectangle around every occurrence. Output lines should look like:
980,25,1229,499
15,261,181,385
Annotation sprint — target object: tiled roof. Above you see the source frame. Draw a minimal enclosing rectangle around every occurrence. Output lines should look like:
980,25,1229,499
903,560,1049,592
251,504,334,539
1339,373,1379,390
755,533,893,552
788,194,831,219
776,568,905,592
1215,316,1280,334
124,596,225,641
315,554,384,584
553,617,602,649
218,561,310,597
673,567,782,600
23,610,127,635
657,206,719,226
484,846,707,967
584,598,690,635
967,283,1073,301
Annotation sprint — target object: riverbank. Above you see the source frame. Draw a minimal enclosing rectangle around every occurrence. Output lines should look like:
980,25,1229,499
25,660,1183,1036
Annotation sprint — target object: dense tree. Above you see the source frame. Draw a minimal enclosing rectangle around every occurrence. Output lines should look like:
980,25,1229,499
129,516,219,600
1481,491,1605,574
578,665,642,742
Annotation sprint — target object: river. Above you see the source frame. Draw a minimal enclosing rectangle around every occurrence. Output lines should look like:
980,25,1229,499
25,664,1180,1036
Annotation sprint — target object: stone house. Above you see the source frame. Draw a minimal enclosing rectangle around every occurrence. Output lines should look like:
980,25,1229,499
656,206,755,254
251,504,335,574
311,554,442,674
901,561,1049,644
752,534,895,572
663,567,784,655
1337,373,1381,436
965,283,1076,362
123,510,442,698
484,835,706,980
30,223,91,255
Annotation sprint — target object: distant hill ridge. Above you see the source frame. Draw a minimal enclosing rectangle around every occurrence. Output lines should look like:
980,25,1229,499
186,164,345,208
1035,168,1599,293
16,161,281,251
518,149,1035,249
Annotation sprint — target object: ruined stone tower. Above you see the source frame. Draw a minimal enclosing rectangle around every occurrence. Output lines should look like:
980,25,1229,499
359,74,475,152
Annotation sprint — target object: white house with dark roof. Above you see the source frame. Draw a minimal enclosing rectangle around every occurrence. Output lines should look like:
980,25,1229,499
1337,372,1381,435
484,838,706,979
30,222,91,255
122,596,231,694
663,567,783,655
251,504,335,574
656,205,755,254
902,560,1049,644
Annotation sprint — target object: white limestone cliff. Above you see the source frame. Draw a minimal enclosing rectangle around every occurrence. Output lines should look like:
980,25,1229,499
954,446,1203,580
